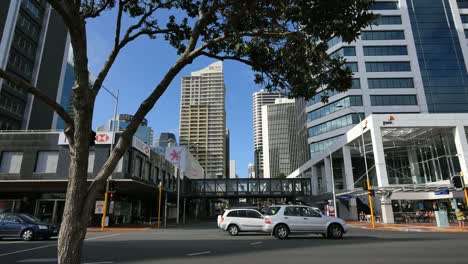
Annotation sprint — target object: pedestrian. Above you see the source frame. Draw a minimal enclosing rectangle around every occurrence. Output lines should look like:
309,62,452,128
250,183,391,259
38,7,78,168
359,211,366,222
455,208,465,229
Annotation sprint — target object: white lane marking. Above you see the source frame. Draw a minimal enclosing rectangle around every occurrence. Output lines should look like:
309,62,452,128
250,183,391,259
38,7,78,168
0,241,45,245
187,251,211,256
250,242,262,245
0,233,121,257
83,262,114,264
85,233,121,241
17,258,57,263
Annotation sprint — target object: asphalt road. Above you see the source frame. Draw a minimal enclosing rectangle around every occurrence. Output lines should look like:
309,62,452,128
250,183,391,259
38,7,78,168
1,224,467,264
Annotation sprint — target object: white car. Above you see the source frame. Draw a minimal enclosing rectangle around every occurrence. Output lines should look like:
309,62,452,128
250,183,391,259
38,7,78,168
218,209,265,236
263,205,348,239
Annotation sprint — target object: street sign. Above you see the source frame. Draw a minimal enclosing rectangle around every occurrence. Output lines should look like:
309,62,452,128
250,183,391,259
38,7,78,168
95,200,105,214
434,190,449,195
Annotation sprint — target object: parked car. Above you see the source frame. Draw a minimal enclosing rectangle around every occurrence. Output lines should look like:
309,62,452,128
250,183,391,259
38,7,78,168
0,213,58,241
218,208,265,236
263,205,348,239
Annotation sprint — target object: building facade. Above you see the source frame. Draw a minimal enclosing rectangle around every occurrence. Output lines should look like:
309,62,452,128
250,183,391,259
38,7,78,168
252,90,286,178
307,0,468,158
229,160,236,178
154,132,176,150
98,114,154,145
0,131,178,225
0,0,70,130
248,163,255,178
262,98,309,178
179,61,226,178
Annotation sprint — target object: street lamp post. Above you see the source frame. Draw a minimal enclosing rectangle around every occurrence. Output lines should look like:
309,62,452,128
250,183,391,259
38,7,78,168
337,104,375,228
329,150,337,218
100,86,119,232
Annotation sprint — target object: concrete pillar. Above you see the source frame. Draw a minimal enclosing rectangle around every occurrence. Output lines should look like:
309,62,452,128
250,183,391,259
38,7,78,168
454,125,468,184
343,146,358,220
311,165,319,195
408,148,421,184
380,197,394,224
370,126,389,187
324,157,333,193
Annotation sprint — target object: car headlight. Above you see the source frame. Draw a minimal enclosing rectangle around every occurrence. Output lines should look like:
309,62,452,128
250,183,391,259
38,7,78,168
38,225,48,230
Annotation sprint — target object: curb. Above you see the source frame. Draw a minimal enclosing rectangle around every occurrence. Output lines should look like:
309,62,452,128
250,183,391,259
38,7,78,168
349,224,468,233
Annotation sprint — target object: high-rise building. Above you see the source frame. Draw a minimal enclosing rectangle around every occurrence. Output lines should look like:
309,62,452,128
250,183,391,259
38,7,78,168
55,59,74,130
248,163,255,178
306,0,468,157
229,160,236,178
179,61,226,178
98,114,154,145
262,98,309,178
0,0,70,130
154,133,176,150
252,90,286,178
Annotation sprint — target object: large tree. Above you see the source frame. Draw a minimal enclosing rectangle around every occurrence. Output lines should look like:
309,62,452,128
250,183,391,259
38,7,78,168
0,0,376,263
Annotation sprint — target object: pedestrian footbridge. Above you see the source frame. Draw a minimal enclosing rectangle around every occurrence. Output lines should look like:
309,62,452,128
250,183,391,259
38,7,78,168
184,178,311,198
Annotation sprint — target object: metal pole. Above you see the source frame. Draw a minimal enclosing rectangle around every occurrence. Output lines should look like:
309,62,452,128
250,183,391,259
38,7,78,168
101,89,119,231
183,198,186,224
164,192,168,228
358,114,375,228
176,166,180,225
330,151,337,218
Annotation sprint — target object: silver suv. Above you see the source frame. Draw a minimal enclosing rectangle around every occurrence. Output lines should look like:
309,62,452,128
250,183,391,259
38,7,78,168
218,209,264,236
262,205,348,239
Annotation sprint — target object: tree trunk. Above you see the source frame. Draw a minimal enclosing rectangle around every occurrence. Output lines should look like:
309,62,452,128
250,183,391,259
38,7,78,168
57,150,91,264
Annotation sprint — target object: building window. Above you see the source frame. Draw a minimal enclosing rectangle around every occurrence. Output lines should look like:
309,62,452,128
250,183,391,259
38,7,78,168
369,1,399,10
365,62,411,72
308,113,364,137
35,151,59,173
327,36,342,49
462,15,468,23
144,162,151,181
373,15,402,25
21,0,44,20
134,156,143,177
361,31,405,40
368,78,414,89
88,151,95,173
310,136,343,154
370,95,418,106
351,79,361,89
345,62,358,72
363,46,408,56
330,47,356,58
307,89,340,106
458,1,468,9
0,152,23,173
153,166,159,184
307,96,363,122
465,29,468,38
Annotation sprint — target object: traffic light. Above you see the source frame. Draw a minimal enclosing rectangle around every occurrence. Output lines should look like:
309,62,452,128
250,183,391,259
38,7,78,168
90,131,97,146
109,180,116,192
452,175,465,190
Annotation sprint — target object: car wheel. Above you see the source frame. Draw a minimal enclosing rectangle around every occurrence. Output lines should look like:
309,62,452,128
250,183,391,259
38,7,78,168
274,224,289,240
327,224,343,239
228,224,239,236
21,229,34,241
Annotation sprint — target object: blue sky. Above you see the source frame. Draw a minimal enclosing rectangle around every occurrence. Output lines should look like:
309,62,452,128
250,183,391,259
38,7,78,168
86,11,261,177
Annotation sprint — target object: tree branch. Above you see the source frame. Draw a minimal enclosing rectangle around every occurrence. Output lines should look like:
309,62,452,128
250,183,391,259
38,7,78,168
0,69,74,128
47,0,76,29
200,52,253,66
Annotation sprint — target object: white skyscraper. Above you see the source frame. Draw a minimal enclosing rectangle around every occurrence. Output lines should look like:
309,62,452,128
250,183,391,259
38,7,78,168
179,61,226,178
252,90,286,178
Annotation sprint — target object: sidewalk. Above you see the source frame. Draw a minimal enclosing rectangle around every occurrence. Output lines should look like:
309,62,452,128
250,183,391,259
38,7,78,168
349,221,468,233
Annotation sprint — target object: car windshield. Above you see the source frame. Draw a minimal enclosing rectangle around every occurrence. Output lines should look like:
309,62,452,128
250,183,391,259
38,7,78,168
265,207,281,216
19,214,42,223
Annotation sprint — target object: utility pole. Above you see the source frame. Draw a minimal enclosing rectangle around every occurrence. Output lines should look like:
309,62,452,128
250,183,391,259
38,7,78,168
101,87,119,232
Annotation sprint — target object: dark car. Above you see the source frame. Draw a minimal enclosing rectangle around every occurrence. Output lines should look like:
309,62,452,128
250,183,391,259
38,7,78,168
0,213,58,241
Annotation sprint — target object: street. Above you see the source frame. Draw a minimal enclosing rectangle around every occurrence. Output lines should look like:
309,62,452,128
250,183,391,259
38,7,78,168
1,223,467,264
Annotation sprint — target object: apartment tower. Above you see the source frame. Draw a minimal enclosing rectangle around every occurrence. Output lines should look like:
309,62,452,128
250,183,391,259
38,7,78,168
179,61,226,178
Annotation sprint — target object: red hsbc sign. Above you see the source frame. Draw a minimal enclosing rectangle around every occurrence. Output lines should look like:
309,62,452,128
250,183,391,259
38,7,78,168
95,134,110,143
58,132,114,145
